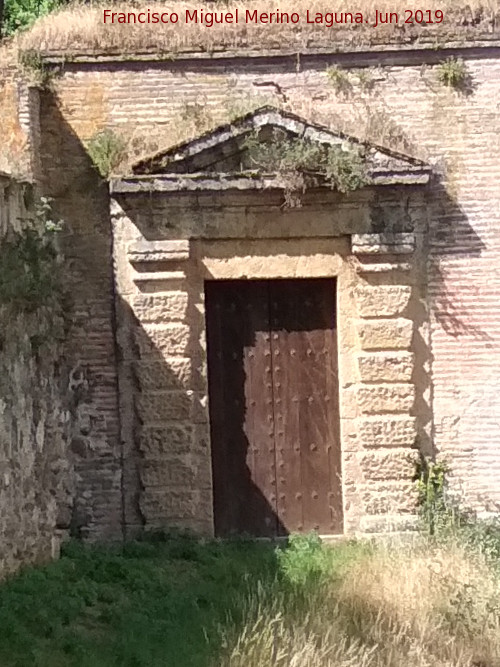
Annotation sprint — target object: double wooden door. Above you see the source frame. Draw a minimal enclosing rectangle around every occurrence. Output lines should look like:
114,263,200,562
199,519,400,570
205,278,342,537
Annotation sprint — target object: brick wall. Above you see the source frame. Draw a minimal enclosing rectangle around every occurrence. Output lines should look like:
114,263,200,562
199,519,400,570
37,91,123,539
0,66,31,176
47,47,500,515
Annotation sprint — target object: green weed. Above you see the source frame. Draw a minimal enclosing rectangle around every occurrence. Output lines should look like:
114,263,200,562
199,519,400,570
86,129,126,178
243,127,369,207
437,57,471,91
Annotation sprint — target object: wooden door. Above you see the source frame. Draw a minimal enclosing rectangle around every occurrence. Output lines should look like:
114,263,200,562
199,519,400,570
205,278,342,538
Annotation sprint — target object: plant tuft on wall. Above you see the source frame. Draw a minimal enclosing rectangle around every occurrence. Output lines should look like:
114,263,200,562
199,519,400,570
326,65,353,96
0,197,64,314
437,57,471,91
243,128,369,207
18,49,59,89
86,129,126,178
414,455,451,535
326,65,380,96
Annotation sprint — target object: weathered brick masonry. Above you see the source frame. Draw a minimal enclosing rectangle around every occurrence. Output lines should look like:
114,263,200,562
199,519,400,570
46,46,500,523
2,40,500,564
38,91,124,540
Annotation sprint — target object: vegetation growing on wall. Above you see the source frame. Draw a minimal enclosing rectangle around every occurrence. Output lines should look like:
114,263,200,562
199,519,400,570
18,47,59,88
243,128,369,207
0,196,63,314
437,57,471,91
414,456,450,535
326,65,353,96
227,94,279,123
326,65,379,96
86,129,126,178
180,100,212,134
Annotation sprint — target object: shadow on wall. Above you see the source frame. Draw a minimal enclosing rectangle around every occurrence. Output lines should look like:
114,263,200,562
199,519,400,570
116,281,292,538
363,179,486,460
116,266,346,538
118,170,485,535
429,180,490,341
38,92,123,540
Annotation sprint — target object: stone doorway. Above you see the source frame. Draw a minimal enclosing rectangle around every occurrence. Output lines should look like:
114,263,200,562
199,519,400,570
110,105,431,536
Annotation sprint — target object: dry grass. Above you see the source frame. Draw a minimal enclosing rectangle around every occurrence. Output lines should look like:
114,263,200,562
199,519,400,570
218,537,500,667
11,0,500,58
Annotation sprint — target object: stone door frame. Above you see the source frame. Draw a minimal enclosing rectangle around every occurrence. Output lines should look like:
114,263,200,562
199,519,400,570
111,182,431,538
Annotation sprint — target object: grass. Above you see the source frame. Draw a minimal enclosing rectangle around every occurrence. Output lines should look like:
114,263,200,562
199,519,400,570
7,0,500,59
1,523,500,667
0,534,280,667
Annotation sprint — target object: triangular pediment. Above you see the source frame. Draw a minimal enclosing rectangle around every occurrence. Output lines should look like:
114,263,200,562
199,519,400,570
132,107,430,187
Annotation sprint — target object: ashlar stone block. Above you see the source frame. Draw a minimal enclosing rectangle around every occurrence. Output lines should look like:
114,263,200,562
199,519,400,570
359,449,419,481
136,391,208,425
140,489,213,527
355,384,416,414
352,233,415,255
358,416,417,448
132,292,189,323
136,391,193,423
135,324,191,358
359,515,419,534
361,482,417,515
140,459,196,488
358,352,414,382
134,359,195,391
138,425,193,456
355,286,412,317
357,318,413,350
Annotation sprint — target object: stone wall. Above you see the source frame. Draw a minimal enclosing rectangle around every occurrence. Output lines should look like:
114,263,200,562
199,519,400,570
0,174,73,577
